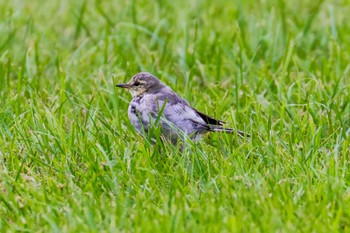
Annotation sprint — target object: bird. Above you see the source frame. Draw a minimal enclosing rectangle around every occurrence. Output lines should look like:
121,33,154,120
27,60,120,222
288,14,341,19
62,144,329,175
116,72,250,145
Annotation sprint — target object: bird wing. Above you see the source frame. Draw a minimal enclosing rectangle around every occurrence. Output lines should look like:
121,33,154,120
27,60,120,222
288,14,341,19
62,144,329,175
155,88,225,126
163,102,210,132
191,108,225,126
152,88,226,132
149,91,209,133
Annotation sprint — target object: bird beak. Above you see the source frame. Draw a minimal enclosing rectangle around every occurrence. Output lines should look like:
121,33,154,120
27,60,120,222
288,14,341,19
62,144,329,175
115,83,131,88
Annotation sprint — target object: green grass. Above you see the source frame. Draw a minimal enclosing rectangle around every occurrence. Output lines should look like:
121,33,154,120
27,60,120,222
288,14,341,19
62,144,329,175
0,0,349,232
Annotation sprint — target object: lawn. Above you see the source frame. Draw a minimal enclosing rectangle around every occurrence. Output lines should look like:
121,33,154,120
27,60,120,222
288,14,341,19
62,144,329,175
0,0,349,232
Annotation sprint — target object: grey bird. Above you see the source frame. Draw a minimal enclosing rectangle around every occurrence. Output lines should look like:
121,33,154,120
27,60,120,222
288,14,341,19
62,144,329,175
116,72,249,144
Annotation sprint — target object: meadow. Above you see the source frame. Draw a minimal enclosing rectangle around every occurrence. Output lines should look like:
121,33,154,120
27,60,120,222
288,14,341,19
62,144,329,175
0,0,349,232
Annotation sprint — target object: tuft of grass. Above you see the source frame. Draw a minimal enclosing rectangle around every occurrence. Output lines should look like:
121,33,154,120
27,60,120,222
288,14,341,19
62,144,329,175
0,0,349,232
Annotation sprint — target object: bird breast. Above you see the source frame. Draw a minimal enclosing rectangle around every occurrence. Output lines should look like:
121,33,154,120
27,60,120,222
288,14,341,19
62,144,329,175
128,94,157,133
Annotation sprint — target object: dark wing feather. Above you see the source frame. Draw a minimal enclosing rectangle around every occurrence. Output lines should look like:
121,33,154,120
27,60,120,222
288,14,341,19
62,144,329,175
193,109,225,126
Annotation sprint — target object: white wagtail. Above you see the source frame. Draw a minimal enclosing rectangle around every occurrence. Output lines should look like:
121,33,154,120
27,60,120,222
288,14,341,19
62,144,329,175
116,72,249,144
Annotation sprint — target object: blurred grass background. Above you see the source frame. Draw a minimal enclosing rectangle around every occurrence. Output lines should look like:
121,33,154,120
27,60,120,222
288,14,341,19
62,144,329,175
0,0,349,232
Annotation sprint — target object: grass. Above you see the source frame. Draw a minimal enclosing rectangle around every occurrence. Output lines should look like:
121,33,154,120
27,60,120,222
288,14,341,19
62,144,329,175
0,0,349,232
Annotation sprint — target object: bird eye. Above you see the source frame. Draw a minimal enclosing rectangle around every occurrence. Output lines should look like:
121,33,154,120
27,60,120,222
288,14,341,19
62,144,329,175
134,81,141,86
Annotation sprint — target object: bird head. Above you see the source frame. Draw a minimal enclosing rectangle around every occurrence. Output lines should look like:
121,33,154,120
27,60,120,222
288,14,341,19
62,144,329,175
116,72,164,97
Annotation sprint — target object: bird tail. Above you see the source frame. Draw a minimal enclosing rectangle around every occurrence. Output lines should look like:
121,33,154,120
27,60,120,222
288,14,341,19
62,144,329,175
210,126,250,138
